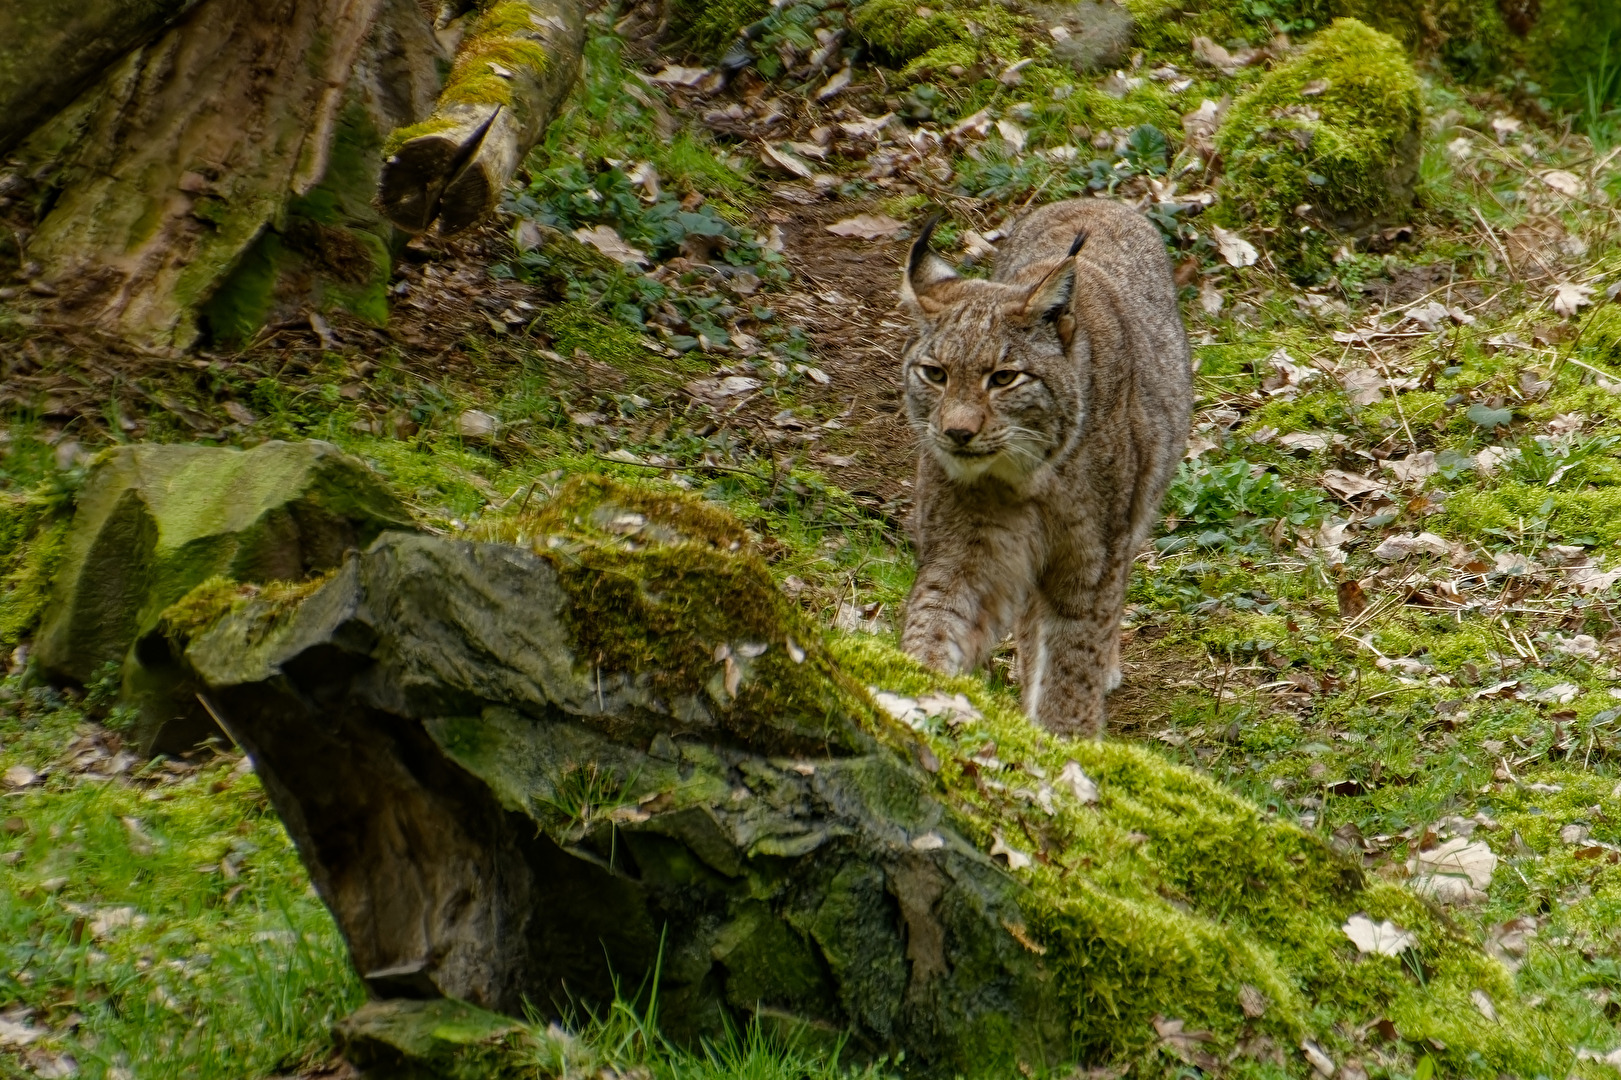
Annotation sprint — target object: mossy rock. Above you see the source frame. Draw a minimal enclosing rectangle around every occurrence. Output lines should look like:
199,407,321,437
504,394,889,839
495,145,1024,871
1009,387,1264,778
851,0,974,67
0,486,73,652
1037,0,1137,75
33,440,414,752
158,475,1570,1077
1212,18,1422,277
335,999,577,1080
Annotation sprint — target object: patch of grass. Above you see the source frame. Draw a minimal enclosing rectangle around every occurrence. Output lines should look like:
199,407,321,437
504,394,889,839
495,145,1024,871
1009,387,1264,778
0,681,364,1080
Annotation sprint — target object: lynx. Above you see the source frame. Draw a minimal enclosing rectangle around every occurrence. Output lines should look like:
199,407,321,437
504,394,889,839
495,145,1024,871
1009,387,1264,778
897,198,1192,737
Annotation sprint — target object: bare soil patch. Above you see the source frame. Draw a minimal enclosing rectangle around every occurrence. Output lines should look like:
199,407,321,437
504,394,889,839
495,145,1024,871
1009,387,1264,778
775,199,917,509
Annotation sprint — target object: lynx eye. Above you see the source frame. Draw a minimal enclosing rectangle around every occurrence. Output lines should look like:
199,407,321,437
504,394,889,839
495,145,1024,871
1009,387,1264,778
987,369,1021,389
917,364,947,385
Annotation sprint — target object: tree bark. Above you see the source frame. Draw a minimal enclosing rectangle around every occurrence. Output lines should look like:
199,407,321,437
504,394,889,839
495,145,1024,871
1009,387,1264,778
23,0,396,349
378,0,586,235
0,0,204,154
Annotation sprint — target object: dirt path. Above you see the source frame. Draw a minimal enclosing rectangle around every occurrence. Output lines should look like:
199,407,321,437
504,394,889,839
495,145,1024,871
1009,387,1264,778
776,201,917,510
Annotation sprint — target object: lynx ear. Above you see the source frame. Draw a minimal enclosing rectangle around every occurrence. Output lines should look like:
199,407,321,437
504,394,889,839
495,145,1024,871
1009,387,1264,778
1018,229,1087,324
1020,257,1077,323
900,213,959,317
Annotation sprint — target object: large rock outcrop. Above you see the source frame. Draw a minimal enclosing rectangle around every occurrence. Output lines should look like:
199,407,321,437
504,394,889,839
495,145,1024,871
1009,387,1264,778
144,473,1563,1078
34,440,413,751
170,507,1063,1074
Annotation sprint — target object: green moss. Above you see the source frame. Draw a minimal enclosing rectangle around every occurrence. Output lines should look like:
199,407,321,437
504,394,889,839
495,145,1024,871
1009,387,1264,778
670,0,772,54
202,231,282,346
204,98,393,346
1213,18,1423,277
155,575,251,653
851,0,971,66
0,490,71,648
826,635,1563,1069
337,999,568,1080
1587,303,1621,362
542,301,705,381
471,476,886,757
1124,0,1493,64
382,116,453,159
849,0,1032,78
1442,480,1621,546
440,40,554,112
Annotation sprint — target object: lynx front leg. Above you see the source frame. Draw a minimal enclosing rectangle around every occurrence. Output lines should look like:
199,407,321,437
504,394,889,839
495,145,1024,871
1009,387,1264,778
901,558,1021,675
1018,610,1115,738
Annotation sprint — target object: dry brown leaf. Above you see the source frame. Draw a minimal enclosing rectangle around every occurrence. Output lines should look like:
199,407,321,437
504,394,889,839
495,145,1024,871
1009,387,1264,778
1408,837,1497,904
573,225,649,266
1552,281,1595,317
647,64,708,86
1301,1040,1336,1078
815,64,852,101
1321,469,1387,501
759,143,814,179
1342,913,1415,956
1210,225,1258,267
1153,1016,1218,1067
1540,169,1584,197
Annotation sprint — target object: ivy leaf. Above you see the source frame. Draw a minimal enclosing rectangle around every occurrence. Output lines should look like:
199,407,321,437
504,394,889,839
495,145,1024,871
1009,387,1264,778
1466,403,1513,429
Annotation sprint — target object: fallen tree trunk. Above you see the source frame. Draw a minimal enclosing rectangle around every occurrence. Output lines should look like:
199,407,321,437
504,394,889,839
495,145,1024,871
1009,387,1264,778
378,0,585,235
0,0,203,153
24,0,390,349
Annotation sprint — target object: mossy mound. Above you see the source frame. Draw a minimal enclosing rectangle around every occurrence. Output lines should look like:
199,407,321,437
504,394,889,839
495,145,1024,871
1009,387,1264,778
153,472,1569,1077
336,999,579,1080
849,0,1029,80
33,440,414,751
1131,0,1621,105
1213,18,1423,277
668,0,773,55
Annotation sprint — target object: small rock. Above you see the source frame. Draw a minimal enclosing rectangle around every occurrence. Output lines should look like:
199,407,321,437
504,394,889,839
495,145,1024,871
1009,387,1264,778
3,764,38,789
456,410,499,441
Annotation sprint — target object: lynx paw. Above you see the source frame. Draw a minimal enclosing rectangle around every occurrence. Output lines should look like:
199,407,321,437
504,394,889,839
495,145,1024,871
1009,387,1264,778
901,630,967,675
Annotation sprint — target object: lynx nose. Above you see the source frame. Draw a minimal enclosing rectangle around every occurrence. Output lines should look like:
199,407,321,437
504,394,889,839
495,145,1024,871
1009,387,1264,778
945,427,977,447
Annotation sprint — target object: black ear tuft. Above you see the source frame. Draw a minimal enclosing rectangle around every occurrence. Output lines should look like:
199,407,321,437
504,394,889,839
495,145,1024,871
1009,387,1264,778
909,212,945,280
1066,229,1089,259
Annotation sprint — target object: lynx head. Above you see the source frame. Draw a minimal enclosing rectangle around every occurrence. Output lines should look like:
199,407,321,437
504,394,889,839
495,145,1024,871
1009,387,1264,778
899,216,1088,487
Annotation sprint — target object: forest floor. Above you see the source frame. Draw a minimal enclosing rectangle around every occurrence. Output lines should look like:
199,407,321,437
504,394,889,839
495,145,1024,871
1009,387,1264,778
8,0,1621,1077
